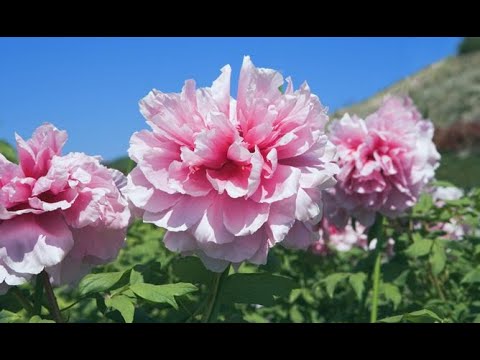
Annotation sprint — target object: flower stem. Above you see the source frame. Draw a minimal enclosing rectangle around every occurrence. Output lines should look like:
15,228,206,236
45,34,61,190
33,274,45,315
40,271,64,323
370,251,382,323
368,214,384,323
11,287,34,314
202,266,230,323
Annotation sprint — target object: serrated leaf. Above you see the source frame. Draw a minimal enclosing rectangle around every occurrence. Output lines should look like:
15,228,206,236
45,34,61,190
323,273,349,298
462,268,480,284
29,315,55,323
106,295,135,323
405,239,433,258
78,271,125,295
430,242,447,275
348,272,367,300
221,273,297,306
171,256,213,285
382,283,401,309
130,283,198,310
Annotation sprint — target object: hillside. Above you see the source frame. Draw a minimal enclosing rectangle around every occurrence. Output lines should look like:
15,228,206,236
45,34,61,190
0,140,16,163
334,51,480,127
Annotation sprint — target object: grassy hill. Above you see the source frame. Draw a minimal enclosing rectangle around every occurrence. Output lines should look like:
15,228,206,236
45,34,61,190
0,140,16,163
334,51,480,127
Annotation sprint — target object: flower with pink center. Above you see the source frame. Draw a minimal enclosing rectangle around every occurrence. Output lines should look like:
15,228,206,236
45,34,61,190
125,56,339,271
310,218,368,255
0,124,130,291
324,96,440,227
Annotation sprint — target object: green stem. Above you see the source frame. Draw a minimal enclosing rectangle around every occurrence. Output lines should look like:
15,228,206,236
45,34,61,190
11,287,34,314
369,214,384,323
33,274,45,315
202,266,230,323
428,265,446,301
40,271,64,323
370,252,382,323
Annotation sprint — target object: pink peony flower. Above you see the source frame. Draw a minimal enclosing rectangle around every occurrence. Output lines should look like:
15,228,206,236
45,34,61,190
324,96,440,227
310,218,368,255
0,124,130,291
126,56,339,271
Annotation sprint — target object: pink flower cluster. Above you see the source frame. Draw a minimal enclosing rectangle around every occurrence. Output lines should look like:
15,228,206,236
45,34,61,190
324,96,440,227
0,124,130,293
310,218,395,258
428,185,470,241
125,56,339,271
310,218,368,255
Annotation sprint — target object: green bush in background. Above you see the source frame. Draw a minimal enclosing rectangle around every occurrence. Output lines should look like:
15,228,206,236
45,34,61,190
458,37,480,56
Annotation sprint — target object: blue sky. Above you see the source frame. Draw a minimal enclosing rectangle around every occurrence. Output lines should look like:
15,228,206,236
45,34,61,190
0,37,461,161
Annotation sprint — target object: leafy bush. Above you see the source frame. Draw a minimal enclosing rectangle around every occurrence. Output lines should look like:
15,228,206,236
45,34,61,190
458,37,480,56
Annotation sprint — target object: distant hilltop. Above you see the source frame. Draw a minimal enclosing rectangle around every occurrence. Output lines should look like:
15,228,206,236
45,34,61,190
334,51,480,152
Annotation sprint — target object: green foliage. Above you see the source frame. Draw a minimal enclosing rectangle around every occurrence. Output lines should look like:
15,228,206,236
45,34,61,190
2,183,480,323
458,37,480,56
130,283,197,309
78,272,125,295
220,273,297,306
0,140,16,163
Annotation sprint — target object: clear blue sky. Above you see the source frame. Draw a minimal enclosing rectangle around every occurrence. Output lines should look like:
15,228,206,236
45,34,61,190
0,37,461,161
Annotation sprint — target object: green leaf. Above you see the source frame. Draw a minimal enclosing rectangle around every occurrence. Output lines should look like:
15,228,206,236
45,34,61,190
382,283,401,309
129,268,144,285
106,295,135,323
462,268,480,284
289,288,302,303
0,140,17,163
0,310,22,323
171,256,213,285
403,309,444,323
130,282,198,310
348,272,367,300
405,239,433,258
29,315,55,323
301,289,316,305
413,193,433,214
430,241,447,275
221,273,297,306
323,273,349,298
289,305,304,323
78,271,125,295
378,315,403,323
379,309,444,323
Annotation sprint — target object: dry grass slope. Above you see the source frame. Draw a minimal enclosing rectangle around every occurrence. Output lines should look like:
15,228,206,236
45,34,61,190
334,52,480,127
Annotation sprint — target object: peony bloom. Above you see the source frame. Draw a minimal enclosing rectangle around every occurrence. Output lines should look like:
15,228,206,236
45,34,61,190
423,184,469,241
430,185,464,207
0,124,130,291
310,218,367,255
126,56,339,271
324,96,440,227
